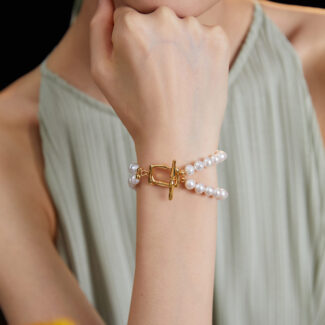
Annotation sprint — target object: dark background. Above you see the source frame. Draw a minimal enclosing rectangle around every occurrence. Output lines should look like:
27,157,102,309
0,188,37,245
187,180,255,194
0,0,324,90
0,0,75,90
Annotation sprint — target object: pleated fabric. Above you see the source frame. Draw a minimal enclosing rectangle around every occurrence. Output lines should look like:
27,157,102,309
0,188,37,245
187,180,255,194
38,1,325,324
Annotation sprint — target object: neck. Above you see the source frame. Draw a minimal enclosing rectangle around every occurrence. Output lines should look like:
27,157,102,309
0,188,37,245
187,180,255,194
46,0,254,105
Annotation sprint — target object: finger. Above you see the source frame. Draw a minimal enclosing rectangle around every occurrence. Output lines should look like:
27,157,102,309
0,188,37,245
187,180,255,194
113,5,139,25
90,0,115,75
150,5,179,19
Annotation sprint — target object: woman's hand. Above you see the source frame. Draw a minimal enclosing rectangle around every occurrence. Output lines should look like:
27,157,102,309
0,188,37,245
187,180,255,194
89,0,230,151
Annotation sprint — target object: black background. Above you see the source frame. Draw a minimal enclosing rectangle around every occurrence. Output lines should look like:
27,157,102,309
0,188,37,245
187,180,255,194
0,1,74,90
0,0,324,90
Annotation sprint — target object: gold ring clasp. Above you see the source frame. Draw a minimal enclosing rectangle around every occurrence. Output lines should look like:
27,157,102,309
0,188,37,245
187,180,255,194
148,160,180,200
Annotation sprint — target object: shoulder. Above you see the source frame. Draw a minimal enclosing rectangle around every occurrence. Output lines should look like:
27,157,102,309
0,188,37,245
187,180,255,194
259,0,325,144
0,68,57,242
259,1,325,44
259,1,325,68
258,1,325,84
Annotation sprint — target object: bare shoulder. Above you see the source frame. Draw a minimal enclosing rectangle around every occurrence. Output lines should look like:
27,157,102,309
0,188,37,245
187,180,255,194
259,0,325,144
259,1,325,54
258,1,325,81
0,68,57,242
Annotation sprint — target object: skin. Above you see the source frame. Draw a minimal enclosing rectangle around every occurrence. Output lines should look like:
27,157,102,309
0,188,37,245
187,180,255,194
0,0,324,324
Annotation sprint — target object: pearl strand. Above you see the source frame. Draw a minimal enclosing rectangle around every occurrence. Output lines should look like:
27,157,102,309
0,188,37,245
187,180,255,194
184,150,227,176
128,163,140,188
184,178,229,200
182,150,228,199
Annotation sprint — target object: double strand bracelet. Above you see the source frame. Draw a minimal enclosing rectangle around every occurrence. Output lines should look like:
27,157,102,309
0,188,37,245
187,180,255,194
128,149,229,201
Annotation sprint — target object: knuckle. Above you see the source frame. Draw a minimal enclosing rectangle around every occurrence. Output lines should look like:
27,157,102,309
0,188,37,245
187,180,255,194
123,11,139,28
114,8,139,27
124,11,138,21
155,5,175,19
208,26,230,50
210,26,228,42
183,16,201,33
121,11,139,31
184,15,198,25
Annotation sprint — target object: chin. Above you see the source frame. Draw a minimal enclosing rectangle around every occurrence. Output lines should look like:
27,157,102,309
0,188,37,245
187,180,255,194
114,0,219,17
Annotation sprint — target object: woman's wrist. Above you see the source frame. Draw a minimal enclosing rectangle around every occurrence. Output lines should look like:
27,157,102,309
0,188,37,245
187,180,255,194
134,135,220,167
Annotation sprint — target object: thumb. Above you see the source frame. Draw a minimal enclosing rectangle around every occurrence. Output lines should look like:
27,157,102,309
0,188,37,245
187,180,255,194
90,0,115,77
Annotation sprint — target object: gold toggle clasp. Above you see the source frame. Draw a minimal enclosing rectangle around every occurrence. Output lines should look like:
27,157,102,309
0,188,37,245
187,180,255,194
148,160,180,200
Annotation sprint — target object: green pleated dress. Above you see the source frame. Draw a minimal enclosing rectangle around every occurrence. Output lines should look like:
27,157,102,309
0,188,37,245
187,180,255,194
38,1,325,324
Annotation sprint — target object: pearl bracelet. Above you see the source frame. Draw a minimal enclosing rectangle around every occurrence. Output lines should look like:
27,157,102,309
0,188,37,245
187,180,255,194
128,149,228,201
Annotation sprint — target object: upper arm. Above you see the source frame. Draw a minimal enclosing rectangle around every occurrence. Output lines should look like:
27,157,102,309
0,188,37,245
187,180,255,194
291,9,325,145
307,46,325,147
0,94,105,325
261,1,325,145
0,114,55,242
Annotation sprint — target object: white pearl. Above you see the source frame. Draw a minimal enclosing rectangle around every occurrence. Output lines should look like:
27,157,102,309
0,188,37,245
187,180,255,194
185,179,196,190
128,177,135,188
128,175,139,186
128,163,139,175
214,154,221,164
203,157,212,167
218,151,227,162
213,187,221,199
219,188,229,199
194,160,204,171
185,164,195,175
210,155,217,164
204,186,214,196
194,183,205,194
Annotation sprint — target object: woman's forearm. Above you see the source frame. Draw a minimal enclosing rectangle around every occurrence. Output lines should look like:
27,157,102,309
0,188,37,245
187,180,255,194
128,139,219,325
89,2,230,323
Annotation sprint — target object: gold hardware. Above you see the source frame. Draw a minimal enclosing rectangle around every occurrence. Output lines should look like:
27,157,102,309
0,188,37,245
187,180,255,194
136,167,149,179
147,160,180,200
133,149,220,200
136,162,187,200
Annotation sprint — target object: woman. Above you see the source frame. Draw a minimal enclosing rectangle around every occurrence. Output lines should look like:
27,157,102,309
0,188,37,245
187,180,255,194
0,0,324,324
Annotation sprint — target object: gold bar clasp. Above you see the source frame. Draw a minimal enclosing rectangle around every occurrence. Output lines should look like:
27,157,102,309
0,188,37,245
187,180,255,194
148,160,180,200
